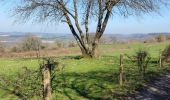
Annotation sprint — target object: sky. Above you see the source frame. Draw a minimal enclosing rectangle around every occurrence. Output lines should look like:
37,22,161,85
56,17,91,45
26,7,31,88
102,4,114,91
0,1,170,34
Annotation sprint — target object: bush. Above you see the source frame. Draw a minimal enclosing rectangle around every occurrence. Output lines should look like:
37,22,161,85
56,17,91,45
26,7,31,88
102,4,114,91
0,42,5,52
166,35,170,40
40,45,46,50
10,46,21,52
20,33,42,51
143,37,157,43
161,44,170,62
0,67,42,99
68,41,77,47
135,49,151,76
56,41,64,48
155,34,166,42
0,58,61,99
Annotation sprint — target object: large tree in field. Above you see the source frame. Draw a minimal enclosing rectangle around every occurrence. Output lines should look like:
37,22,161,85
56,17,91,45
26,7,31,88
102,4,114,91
14,0,167,57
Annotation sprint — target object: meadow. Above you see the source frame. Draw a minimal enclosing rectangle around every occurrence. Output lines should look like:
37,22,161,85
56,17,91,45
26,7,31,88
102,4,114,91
0,41,170,99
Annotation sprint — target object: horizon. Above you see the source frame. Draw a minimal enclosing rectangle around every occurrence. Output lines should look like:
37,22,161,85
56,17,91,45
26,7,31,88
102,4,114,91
1,31,170,35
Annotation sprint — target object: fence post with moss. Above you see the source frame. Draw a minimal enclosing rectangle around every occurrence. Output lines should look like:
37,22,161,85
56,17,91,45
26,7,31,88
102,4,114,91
119,54,125,86
42,60,52,100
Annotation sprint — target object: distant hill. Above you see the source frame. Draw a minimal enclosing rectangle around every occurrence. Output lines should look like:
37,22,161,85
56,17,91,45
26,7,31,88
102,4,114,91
0,32,170,45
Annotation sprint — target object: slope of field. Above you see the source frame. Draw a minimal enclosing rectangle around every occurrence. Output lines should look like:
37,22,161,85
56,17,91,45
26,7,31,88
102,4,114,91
0,42,170,99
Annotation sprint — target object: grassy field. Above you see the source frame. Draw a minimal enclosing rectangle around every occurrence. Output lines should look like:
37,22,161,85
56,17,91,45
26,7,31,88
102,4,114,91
0,42,170,99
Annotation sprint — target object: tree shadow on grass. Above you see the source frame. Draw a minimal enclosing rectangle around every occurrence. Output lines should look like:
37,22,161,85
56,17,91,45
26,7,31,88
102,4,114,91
128,71,170,100
61,55,83,60
52,70,119,100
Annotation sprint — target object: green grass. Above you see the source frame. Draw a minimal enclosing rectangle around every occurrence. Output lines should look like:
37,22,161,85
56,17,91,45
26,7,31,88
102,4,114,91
99,42,169,57
0,58,39,76
0,42,170,99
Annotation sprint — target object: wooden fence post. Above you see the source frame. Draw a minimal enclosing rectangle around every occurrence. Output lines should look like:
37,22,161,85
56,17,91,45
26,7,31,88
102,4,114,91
159,51,162,68
43,61,52,100
119,54,124,86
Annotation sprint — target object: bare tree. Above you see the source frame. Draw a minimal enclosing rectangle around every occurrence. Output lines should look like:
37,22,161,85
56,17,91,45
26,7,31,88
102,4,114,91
13,0,167,57
20,33,42,51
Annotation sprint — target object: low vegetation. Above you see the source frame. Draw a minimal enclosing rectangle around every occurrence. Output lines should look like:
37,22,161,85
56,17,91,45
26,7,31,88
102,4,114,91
0,0,169,99
0,41,170,99
161,44,170,62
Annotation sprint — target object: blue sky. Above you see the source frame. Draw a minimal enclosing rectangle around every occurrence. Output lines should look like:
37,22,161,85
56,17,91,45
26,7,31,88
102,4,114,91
0,1,170,34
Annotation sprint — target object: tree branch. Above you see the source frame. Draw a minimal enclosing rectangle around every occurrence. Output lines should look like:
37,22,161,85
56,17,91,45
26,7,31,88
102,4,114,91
73,0,85,44
59,0,87,52
85,0,92,45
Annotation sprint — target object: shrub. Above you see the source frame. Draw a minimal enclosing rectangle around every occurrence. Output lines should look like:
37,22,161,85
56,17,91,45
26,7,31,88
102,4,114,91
135,49,151,76
161,44,170,62
0,42,5,52
20,33,42,51
10,46,21,52
55,40,64,49
40,45,46,50
166,35,170,40
143,37,157,43
0,58,61,99
0,67,42,99
155,34,166,42
68,41,77,47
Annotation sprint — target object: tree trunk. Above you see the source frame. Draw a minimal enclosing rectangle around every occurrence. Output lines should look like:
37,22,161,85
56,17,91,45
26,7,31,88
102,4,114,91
78,40,99,58
91,38,100,57
43,64,52,100
79,46,91,58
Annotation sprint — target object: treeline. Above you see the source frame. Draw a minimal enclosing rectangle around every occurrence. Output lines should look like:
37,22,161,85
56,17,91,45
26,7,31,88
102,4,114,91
144,33,170,43
0,33,170,55
0,33,78,53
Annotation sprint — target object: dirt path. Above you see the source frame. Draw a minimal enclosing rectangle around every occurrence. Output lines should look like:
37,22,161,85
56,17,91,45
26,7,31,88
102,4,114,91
129,73,170,100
